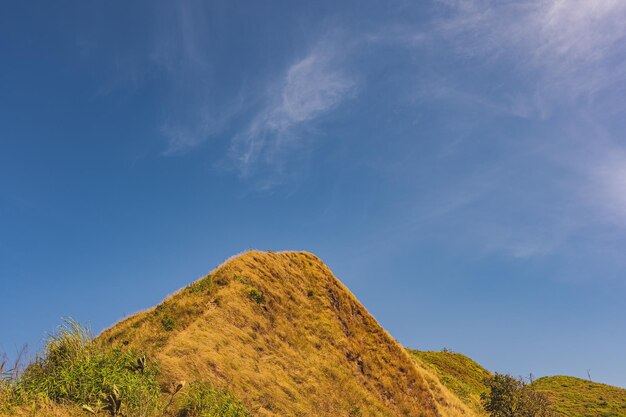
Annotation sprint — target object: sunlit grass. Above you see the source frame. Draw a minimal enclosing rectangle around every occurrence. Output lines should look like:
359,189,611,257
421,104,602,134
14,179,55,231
533,376,626,417
177,381,250,417
0,320,249,417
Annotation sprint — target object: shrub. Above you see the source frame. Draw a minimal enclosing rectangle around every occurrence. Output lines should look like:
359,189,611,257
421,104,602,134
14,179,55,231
177,381,250,417
162,315,176,331
188,275,214,294
13,320,161,416
248,288,265,304
1,320,253,417
481,373,555,417
349,403,362,416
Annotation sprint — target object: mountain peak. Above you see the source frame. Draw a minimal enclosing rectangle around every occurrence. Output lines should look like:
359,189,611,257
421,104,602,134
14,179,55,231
100,250,473,417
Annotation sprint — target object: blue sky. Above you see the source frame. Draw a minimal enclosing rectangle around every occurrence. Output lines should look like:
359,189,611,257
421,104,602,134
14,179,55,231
2,0,626,387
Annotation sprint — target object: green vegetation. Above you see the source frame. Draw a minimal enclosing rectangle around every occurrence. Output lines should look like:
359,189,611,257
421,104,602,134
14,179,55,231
248,288,265,304
532,376,626,417
410,349,491,413
481,373,554,417
177,381,250,417
0,320,250,417
2,320,161,416
188,275,214,294
349,404,363,416
409,349,626,417
161,315,176,332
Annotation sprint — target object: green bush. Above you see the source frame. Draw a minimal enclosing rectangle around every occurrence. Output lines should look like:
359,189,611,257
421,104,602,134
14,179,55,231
162,315,176,331
188,275,214,294
248,288,265,304
1,320,252,417
13,320,161,416
349,404,362,416
481,373,555,417
178,381,250,417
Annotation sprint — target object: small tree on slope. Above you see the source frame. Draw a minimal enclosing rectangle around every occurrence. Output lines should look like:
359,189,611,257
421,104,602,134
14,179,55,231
481,373,555,417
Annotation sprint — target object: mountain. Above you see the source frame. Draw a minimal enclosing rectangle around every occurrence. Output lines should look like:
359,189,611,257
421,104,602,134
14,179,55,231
99,251,474,417
5,250,624,417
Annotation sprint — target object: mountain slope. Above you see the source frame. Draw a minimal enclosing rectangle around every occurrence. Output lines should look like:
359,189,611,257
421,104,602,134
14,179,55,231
100,251,475,417
409,350,491,415
532,376,626,417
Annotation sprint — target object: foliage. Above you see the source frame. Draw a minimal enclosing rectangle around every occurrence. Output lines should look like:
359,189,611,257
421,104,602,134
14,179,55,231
0,350,21,414
188,275,214,294
1,320,251,417
349,404,363,416
161,315,176,332
481,373,555,417
248,288,264,304
532,376,626,417
177,381,250,417
4,320,161,416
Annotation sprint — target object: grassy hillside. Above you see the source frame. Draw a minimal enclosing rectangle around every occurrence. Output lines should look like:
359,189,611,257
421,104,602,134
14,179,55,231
409,350,491,415
98,251,475,417
532,376,626,417
407,351,626,417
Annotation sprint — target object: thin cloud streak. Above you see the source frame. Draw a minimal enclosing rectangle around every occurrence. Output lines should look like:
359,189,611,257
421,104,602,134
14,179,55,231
151,7,358,181
230,43,357,181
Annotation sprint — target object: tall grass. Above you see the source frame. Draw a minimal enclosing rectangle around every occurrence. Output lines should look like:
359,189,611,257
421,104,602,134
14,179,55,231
0,346,30,414
177,381,250,417
3,319,161,416
0,320,251,417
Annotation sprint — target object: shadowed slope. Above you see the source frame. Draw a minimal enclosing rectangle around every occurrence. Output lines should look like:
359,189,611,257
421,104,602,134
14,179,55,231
100,251,475,417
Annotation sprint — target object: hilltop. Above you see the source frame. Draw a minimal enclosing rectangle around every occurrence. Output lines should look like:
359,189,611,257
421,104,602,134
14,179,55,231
98,251,474,417
533,376,626,417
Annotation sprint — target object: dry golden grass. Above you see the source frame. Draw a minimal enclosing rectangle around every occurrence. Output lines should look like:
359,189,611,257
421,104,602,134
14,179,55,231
0,400,81,417
99,251,477,417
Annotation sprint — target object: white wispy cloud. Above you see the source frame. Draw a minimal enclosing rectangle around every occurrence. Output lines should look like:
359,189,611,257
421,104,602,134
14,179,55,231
378,0,626,260
230,43,357,182
150,5,358,180
433,0,626,112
